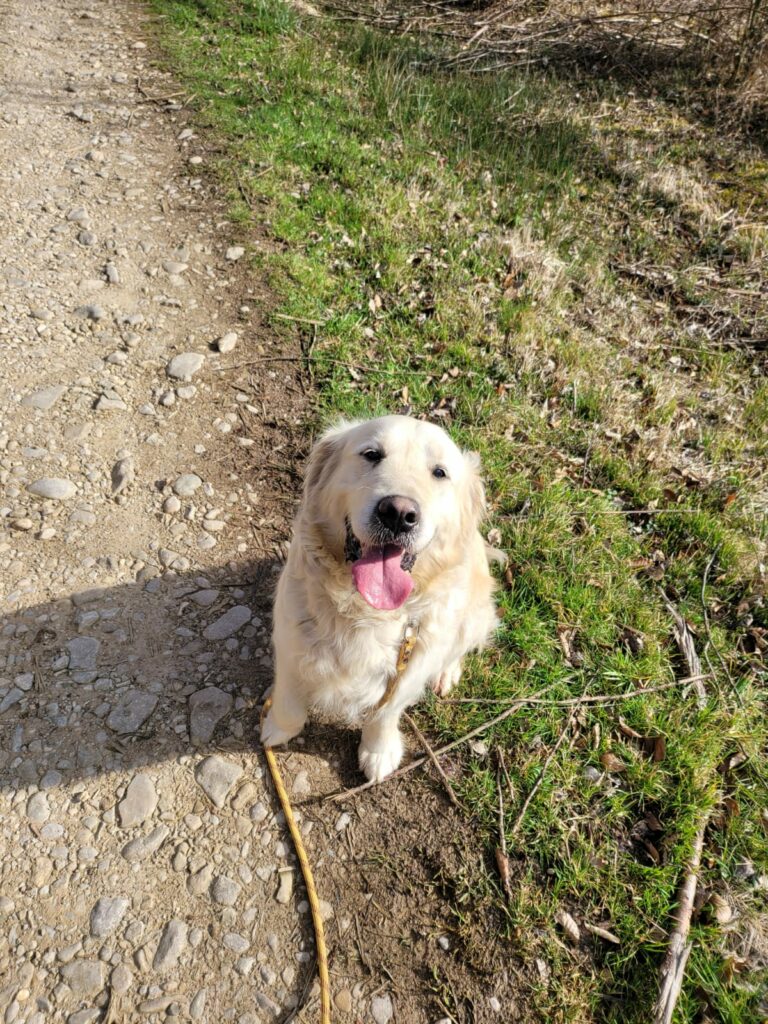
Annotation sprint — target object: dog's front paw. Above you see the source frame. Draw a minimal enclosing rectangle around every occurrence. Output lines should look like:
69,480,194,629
358,732,404,783
431,659,462,698
260,709,302,749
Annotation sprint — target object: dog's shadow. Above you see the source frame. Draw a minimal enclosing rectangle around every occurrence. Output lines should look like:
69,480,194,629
0,558,357,1016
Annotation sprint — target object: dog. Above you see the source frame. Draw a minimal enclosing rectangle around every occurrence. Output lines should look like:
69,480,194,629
260,415,499,782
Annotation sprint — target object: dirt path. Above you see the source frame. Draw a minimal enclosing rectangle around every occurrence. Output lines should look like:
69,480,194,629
0,1,328,1019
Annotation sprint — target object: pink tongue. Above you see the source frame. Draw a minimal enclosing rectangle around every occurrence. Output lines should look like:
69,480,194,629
351,545,413,610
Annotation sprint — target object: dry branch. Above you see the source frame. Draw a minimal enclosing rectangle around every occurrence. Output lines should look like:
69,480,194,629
653,590,711,1024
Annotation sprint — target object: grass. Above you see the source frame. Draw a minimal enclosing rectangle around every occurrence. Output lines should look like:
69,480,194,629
149,1,768,1020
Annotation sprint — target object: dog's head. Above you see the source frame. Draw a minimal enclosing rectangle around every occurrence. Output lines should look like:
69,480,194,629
300,415,485,610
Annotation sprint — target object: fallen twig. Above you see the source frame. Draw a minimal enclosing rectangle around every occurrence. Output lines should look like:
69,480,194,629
403,712,461,809
495,755,512,899
326,682,556,802
438,678,707,705
509,710,575,837
660,591,707,709
654,589,711,1024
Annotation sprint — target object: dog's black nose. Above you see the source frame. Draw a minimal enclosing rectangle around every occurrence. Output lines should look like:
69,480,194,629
376,495,420,536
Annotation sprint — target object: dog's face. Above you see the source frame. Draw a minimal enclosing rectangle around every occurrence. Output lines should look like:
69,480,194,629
302,416,485,610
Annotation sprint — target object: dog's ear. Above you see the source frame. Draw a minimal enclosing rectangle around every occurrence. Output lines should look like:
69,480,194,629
302,421,355,503
462,450,486,527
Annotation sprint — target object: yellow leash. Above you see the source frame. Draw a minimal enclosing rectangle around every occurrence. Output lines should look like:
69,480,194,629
260,622,418,1023
261,697,331,1024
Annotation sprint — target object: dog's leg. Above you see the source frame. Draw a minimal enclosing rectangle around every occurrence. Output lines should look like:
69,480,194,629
431,657,463,697
358,706,404,783
260,668,307,748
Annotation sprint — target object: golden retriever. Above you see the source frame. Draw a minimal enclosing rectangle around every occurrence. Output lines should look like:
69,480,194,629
260,415,499,782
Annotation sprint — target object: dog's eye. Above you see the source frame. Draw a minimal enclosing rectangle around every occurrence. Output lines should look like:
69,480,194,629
432,466,448,480
361,449,384,464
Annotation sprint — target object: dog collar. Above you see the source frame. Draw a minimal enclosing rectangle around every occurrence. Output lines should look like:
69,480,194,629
375,621,420,710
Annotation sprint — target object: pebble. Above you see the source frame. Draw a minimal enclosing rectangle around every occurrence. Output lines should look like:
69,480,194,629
27,477,77,500
67,636,100,671
107,689,158,733
60,960,105,995
190,588,219,607
121,824,170,863
225,246,245,261
90,897,129,937
216,331,238,353
118,773,158,827
187,863,213,896
173,473,202,497
21,385,66,410
195,756,243,807
292,771,311,798
210,875,241,906
110,964,133,994
190,990,207,1020
223,933,250,954
166,352,205,380
188,686,233,745
163,495,181,513
335,990,352,1013
275,869,294,905
371,993,394,1024
153,919,188,971
27,792,50,823
203,605,252,640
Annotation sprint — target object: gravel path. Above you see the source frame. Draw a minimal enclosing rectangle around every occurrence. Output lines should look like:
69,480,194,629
0,3,350,1021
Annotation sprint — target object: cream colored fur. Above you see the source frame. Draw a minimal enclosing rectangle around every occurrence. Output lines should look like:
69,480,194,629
260,415,499,782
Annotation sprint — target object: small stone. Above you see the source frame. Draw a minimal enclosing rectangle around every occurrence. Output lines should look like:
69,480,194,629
121,825,170,863
371,993,393,1024
153,919,188,971
40,769,63,790
489,996,502,1013
189,686,233,745
0,688,24,713
223,933,249,954
173,473,202,497
216,332,238,353
107,689,158,733
118,773,157,827
203,605,251,641
292,771,311,798
67,637,100,671
163,495,181,513
60,961,105,995
166,352,204,381
28,478,77,500
27,792,50,823
437,935,450,951
78,230,97,246
225,246,245,262
162,260,188,274
187,863,213,896
110,964,133,994
190,588,219,607
190,990,206,1020
78,304,105,321
195,756,242,807
275,869,293,905
210,875,241,906
68,1011,100,1024
22,385,66,410
250,802,268,823
90,897,129,937
335,990,352,1013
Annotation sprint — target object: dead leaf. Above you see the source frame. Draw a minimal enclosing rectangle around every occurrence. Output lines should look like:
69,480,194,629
557,625,585,668
504,565,514,590
555,909,580,945
620,626,645,655
644,810,663,832
618,717,643,740
600,752,626,773
584,922,620,945
721,953,748,986
652,735,666,763
642,839,661,864
495,847,511,898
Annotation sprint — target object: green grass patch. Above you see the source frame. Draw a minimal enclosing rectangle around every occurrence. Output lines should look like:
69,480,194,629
150,2,768,1020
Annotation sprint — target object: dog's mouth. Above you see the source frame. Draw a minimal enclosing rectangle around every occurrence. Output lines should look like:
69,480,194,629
344,518,417,611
